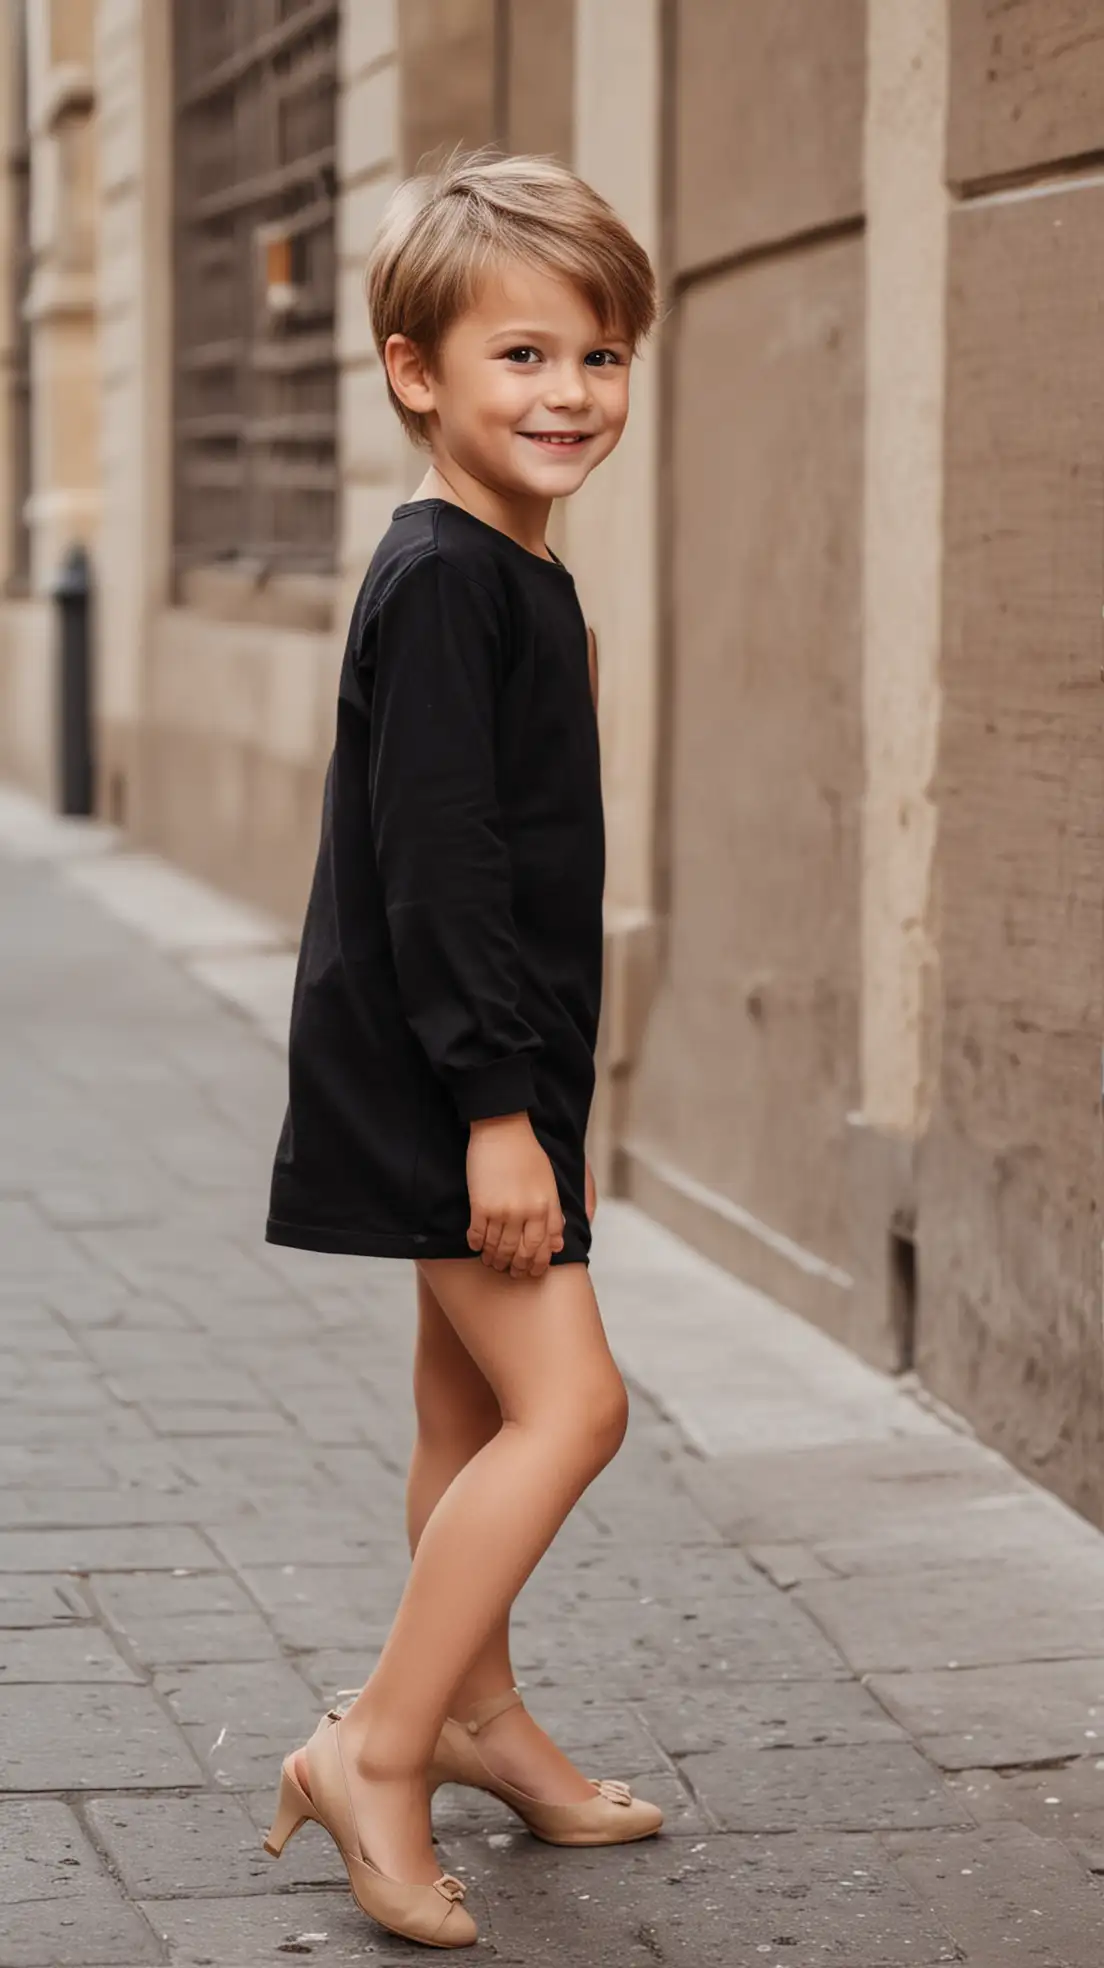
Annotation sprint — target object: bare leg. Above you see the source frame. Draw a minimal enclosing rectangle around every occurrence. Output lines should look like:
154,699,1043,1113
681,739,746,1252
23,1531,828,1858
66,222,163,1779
299,1258,627,1883
407,1268,604,1803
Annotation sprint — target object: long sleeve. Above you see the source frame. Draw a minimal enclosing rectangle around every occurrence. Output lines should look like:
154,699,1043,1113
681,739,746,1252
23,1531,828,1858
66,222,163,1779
365,550,541,1123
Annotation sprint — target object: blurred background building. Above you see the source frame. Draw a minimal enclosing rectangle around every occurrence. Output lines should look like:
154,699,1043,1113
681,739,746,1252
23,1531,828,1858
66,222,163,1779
0,1,1101,1522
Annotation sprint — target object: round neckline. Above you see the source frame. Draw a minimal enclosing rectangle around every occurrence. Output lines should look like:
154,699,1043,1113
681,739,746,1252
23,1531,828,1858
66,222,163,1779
393,497,572,573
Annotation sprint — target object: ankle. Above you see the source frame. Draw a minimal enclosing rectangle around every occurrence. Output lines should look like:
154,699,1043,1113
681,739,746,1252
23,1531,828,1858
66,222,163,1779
336,1708,434,1783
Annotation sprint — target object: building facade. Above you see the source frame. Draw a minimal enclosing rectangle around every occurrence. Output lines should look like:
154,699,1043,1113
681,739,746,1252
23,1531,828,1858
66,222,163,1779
1,0,1101,1525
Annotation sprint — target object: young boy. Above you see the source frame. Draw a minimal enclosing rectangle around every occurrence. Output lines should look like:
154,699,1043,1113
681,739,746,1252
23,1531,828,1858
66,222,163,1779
264,153,659,1950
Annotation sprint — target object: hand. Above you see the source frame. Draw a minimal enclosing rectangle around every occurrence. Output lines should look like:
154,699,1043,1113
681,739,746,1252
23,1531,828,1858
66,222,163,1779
466,1114,565,1279
585,1157,597,1223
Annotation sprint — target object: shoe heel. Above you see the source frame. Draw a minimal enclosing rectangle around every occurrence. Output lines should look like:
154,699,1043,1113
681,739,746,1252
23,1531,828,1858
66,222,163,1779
263,1765,311,1857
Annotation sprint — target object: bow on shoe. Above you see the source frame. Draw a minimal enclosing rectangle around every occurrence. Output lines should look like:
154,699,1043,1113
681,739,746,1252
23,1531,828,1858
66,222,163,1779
434,1874,467,1903
590,1779,633,1806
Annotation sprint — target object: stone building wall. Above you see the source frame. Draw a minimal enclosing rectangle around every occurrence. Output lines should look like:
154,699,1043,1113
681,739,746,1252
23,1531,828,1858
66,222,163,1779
0,0,1102,1523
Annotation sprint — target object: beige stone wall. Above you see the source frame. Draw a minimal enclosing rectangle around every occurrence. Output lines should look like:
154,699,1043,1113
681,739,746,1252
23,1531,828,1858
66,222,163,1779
621,0,870,1348
916,0,1104,1523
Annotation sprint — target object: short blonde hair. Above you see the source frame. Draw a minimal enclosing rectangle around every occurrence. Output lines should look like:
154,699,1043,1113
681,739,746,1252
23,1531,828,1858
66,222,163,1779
366,149,659,445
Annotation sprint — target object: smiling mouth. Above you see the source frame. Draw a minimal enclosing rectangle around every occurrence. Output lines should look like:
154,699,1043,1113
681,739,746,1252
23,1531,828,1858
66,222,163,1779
519,432,591,447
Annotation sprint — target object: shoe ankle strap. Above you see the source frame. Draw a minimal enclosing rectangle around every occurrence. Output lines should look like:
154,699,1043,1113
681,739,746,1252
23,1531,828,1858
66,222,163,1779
457,1686,523,1735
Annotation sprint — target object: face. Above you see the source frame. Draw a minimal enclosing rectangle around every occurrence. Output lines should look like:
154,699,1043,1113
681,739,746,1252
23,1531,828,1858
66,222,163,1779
389,262,633,501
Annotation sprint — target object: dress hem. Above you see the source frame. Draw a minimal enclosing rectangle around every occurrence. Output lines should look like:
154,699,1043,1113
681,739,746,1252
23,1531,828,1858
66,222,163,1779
265,1214,590,1266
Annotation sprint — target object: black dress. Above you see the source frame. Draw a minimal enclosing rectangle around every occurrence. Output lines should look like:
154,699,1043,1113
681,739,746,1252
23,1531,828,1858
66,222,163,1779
266,498,605,1267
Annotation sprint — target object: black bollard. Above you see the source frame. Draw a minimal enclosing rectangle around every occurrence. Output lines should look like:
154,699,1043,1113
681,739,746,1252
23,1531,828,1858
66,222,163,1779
51,543,94,817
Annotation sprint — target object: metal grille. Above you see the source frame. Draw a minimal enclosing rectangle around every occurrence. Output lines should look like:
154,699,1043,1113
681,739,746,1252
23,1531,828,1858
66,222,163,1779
7,0,31,592
172,0,339,578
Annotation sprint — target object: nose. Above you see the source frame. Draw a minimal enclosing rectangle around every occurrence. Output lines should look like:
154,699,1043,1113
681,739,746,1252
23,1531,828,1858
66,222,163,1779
543,360,591,414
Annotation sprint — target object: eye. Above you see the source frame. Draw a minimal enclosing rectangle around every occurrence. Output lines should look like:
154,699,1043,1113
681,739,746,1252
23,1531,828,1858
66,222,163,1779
503,346,541,364
584,349,625,368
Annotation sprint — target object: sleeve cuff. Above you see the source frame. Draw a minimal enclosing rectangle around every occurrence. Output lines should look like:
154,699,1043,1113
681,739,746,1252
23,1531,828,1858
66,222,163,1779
449,1055,538,1123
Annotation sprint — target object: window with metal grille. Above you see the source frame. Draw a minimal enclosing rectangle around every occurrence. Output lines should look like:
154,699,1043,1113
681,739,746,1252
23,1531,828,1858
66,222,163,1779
172,0,339,580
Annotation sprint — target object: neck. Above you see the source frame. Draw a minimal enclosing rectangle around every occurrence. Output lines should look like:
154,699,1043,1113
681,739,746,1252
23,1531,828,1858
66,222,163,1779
417,459,555,561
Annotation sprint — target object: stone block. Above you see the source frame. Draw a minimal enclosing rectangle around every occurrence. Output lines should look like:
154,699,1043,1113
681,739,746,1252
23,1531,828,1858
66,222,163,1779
339,359,401,488
0,1623,137,1682
868,1657,1104,1770
508,1591,848,1694
642,1679,905,1759
154,1659,322,1788
0,1572,90,1625
680,1739,965,1835
0,1525,215,1572
338,63,397,184
342,0,395,82
798,1564,1104,1673
625,237,865,1333
921,180,1104,1523
106,1611,282,1670
138,1889,375,1964
684,1434,1021,1546
888,1821,1104,1964
86,1791,342,1898
674,0,865,272
948,0,1104,187
0,1683,200,1789
337,169,397,267
445,1829,958,1967
946,1761,1104,1874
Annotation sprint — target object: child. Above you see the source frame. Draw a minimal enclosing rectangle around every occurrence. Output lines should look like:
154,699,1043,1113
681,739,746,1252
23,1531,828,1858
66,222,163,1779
262,151,660,1949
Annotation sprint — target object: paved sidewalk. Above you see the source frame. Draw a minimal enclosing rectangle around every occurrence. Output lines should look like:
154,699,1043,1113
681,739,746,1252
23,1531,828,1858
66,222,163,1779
2,799,1104,1967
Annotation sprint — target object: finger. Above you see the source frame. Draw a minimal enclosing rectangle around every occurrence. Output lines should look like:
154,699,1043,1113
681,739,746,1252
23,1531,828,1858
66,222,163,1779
493,1222,523,1273
467,1207,488,1253
525,1238,554,1280
510,1212,549,1279
480,1217,504,1267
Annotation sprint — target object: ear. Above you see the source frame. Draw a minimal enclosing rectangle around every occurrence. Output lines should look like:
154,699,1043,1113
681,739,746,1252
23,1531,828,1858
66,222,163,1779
384,333,436,420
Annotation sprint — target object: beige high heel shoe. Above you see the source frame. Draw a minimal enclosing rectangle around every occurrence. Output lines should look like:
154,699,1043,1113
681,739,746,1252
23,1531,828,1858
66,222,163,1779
263,1707,476,1949
428,1688,664,1847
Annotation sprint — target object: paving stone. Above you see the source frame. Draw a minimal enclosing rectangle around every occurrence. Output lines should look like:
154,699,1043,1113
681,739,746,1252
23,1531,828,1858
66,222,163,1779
447,1830,962,1967
680,1738,966,1833
509,1591,848,1694
685,1435,1022,1545
889,1822,1104,1965
86,1790,343,1897
207,1516,405,1570
641,1679,906,1757
107,1610,283,1668
0,1525,216,1572
744,1541,841,1587
0,1623,138,1682
0,1444,112,1488
241,1563,405,1653
0,1894,160,1966
154,1659,322,1787
0,1485,247,1528
91,1569,257,1623
799,1566,1104,1673
0,1573,91,1625
520,1540,764,1605
946,1762,1104,1876
814,1490,1104,1580
0,1680,201,1789
137,1888,380,1964
869,1658,1104,1770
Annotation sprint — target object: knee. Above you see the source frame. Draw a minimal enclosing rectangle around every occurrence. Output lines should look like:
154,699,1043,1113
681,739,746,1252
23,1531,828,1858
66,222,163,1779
573,1365,630,1480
